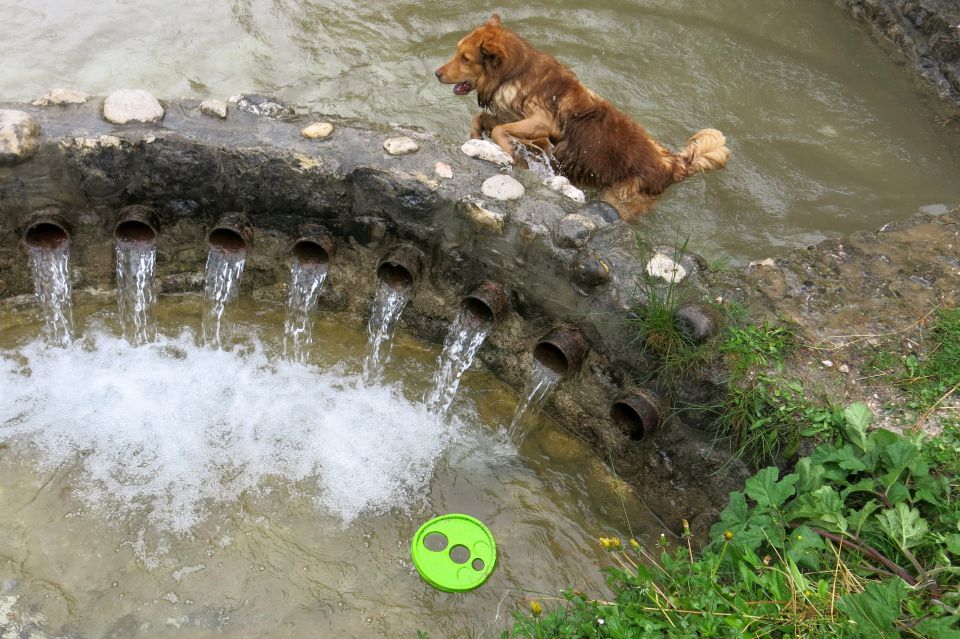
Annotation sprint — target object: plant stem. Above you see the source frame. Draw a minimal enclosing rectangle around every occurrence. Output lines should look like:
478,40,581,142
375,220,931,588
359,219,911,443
808,527,917,586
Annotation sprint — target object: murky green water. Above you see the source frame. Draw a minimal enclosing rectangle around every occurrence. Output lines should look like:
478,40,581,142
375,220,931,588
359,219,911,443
3,0,960,262
0,295,656,637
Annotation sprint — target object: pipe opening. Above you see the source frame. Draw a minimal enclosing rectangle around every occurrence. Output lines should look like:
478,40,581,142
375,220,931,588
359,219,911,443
533,342,569,376
461,296,495,326
460,281,509,327
293,240,330,266
209,228,248,253
115,220,156,244
24,222,70,250
377,261,414,290
610,393,664,441
611,402,649,440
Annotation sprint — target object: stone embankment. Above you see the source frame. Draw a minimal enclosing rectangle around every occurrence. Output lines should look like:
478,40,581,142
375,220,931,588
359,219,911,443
838,0,960,104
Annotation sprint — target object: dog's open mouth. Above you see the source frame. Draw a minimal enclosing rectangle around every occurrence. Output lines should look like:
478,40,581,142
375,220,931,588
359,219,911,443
453,81,474,95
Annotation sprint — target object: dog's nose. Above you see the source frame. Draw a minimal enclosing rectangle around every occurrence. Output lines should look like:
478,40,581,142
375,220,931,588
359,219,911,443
435,68,444,81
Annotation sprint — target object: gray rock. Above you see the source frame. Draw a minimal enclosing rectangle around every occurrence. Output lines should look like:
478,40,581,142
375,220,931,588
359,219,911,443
460,139,513,166
554,213,596,249
457,197,506,233
571,251,611,294
675,304,720,343
0,110,39,164
200,99,228,119
32,89,89,106
103,90,164,125
481,174,524,201
383,136,419,156
579,201,621,224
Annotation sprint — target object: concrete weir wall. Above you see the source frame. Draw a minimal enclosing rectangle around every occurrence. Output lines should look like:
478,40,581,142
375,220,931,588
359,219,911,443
0,93,749,538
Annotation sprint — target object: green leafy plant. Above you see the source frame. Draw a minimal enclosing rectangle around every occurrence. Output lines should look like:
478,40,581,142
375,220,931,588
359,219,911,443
504,404,960,638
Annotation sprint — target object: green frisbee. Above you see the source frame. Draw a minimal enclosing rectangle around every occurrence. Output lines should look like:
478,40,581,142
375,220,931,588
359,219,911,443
411,514,497,592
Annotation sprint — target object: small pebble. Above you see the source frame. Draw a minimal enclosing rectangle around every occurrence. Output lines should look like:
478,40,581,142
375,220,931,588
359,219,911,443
838,364,850,374
103,89,164,125
481,174,525,200
821,360,834,368
383,136,418,156
200,99,228,119
32,88,89,106
301,121,334,139
434,162,453,179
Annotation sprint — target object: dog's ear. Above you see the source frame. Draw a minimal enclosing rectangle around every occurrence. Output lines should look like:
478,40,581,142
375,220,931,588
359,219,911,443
485,13,501,27
479,39,505,68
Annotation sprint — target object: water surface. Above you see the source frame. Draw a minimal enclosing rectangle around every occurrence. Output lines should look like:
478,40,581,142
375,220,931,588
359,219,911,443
2,0,959,262
0,296,653,637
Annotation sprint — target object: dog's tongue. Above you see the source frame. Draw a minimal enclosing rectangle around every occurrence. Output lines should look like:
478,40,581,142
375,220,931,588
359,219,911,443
454,81,473,96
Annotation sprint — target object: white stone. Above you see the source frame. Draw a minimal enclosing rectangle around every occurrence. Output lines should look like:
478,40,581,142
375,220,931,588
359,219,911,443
434,161,453,179
821,360,834,368
383,136,419,156
0,109,39,163
301,121,334,139
646,253,687,283
838,363,850,374
545,175,586,203
103,89,164,125
749,258,777,268
481,174,525,201
460,139,513,166
200,99,228,119
32,88,89,106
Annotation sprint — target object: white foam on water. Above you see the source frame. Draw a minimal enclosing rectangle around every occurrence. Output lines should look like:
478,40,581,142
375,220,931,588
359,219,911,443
0,330,461,532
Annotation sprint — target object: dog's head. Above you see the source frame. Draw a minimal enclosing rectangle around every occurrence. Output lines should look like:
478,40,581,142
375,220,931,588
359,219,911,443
435,14,512,98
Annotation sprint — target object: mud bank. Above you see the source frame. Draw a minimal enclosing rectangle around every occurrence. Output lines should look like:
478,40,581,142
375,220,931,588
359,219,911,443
837,0,960,105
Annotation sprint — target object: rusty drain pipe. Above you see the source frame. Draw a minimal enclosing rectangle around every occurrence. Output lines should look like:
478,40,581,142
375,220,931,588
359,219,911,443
532,325,587,377
208,212,254,253
22,210,72,251
376,243,424,291
610,390,667,440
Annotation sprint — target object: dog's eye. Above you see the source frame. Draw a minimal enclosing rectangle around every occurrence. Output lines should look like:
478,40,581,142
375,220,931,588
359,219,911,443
461,54,470,62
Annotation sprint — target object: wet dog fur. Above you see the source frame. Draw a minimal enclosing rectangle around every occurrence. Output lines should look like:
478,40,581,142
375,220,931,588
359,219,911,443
435,14,730,220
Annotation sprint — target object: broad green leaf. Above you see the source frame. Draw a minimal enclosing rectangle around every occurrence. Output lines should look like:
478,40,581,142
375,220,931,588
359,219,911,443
786,525,827,570
809,443,868,476
836,579,906,639
915,616,960,639
848,499,882,537
880,438,921,488
745,467,798,510
878,503,929,550
787,486,848,534
713,491,771,552
887,481,911,506
843,403,873,452
946,534,960,555
795,457,825,492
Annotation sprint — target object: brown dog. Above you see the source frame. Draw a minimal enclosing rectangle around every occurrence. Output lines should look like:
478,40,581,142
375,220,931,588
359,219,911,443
435,14,730,220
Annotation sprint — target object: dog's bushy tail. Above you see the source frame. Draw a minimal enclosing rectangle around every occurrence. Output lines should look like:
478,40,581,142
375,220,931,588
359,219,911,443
677,128,730,178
